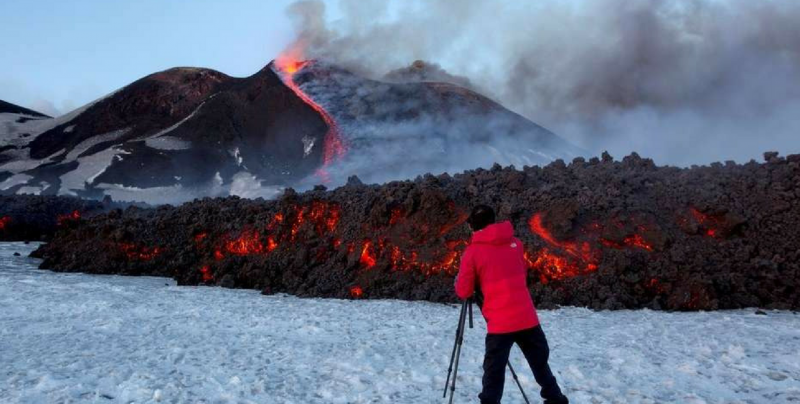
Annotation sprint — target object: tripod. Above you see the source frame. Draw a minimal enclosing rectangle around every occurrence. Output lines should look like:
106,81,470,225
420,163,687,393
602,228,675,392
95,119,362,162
443,298,530,403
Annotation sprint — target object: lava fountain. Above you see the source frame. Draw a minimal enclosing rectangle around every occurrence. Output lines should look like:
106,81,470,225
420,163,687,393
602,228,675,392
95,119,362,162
274,49,347,182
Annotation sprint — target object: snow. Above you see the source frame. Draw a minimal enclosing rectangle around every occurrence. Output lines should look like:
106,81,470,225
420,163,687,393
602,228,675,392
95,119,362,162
58,145,130,195
144,136,192,151
0,173,33,191
0,148,65,174
302,135,317,157
64,129,129,161
1,242,798,404
0,89,121,148
15,186,42,195
229,172,283,199
140,96,213,141
0,112,50,147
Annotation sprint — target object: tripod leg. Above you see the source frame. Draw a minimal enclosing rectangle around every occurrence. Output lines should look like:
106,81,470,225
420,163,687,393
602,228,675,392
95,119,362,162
507,362,531,404
443,301,468,398
448,319,466,404
468,298,473,329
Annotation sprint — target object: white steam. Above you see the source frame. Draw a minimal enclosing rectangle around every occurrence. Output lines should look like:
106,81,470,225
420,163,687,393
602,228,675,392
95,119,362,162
284,0,800,166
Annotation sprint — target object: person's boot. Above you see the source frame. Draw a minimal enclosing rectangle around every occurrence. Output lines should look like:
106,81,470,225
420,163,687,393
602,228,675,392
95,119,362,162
544,395,569,404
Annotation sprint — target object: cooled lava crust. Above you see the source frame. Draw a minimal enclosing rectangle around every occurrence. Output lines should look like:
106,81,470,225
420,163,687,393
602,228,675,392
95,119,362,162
29,152,800,311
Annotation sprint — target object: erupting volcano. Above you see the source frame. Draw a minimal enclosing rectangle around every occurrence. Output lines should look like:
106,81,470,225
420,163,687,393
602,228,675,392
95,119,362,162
2,51,579,201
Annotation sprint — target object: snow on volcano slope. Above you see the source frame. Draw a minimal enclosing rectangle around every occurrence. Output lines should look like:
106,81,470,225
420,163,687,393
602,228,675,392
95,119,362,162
1,243,798,404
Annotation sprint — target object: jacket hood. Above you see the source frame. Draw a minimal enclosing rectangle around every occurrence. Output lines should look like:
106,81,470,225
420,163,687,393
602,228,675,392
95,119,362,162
471,221,515,245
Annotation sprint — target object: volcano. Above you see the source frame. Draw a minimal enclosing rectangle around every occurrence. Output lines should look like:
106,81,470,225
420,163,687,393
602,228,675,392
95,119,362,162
0,60,579,203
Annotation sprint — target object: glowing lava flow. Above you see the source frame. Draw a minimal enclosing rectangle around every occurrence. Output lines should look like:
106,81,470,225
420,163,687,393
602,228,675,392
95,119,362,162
527,213,599,283
57,210,81,225
274,54,346,182
0,216,10,230
689,208,723,238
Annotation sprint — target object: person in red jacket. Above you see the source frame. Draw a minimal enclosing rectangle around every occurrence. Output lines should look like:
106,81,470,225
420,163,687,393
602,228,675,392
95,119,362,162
455,205,569,404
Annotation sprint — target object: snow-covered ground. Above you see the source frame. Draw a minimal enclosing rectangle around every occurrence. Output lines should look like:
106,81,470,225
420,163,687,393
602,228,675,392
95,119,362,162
1,242,798,404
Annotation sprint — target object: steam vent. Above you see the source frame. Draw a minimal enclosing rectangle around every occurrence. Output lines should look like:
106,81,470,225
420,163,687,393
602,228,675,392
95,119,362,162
31,152,800,311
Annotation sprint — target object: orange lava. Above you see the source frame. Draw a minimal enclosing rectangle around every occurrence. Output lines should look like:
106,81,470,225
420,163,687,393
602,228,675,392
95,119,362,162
360,240,377,268
623,234,653,251
119,243,162,261
523,249,588,284
225,229,264,255
689,208,722,238
200,265,214,282
529,214,593,259
647,278,666,294
389,208,404,226
57,210,81,225
353,236,466,275
600,233,654,251
267,236,279,252
350,285,363,298
274,49,347,182
527,213,600,282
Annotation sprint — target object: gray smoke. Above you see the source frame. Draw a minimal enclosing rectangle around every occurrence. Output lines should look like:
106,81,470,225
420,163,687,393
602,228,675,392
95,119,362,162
286,61,578,187
284,0,800,166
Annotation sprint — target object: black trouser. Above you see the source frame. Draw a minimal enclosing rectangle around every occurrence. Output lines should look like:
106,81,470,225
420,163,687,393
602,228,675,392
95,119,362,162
479,325,568,404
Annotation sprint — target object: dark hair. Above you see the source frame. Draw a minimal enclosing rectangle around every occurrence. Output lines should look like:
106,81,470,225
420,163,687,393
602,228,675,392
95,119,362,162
467,205,495,231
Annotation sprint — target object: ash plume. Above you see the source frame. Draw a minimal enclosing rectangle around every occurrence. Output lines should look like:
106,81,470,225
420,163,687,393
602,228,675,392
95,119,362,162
284,0,800,166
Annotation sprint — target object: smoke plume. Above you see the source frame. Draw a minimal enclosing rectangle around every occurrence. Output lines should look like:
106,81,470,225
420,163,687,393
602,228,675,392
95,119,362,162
284,0,800,166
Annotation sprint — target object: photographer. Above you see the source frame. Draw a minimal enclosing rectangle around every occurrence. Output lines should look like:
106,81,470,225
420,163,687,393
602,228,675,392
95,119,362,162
455,205,569,404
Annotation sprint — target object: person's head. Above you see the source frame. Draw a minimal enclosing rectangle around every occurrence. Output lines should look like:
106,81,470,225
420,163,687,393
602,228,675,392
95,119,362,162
467,204,496,232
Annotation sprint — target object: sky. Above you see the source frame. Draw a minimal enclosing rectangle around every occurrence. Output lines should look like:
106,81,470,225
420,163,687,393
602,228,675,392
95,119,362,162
0,0,312,116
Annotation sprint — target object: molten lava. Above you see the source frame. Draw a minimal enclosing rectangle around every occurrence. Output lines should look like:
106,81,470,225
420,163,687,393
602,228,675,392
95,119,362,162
350,285,364,298
118,243,162,261
689,208,723,238
360,240,377,268
0,216,10,230
623,234,653,251
200,265,214,282
274,50,347,182
525,213,658,283
267,236,279,252
57,210,81,225
225,229,264,256
524,249,591,284
600,233,654,251
389,208,404,226
527,213,599,282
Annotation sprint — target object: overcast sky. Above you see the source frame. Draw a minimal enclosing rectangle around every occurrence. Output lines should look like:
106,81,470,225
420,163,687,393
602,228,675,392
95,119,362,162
0,0,314,116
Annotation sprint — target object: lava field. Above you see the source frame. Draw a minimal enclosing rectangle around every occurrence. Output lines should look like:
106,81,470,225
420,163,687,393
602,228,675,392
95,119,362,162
29,152,800,311
0,195,111,241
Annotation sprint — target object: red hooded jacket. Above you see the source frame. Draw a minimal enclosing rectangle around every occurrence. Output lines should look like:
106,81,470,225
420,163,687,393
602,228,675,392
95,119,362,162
455,221,540,334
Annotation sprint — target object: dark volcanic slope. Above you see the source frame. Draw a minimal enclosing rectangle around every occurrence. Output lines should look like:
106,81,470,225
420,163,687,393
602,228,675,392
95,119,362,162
32,152,800,311
0,100,50,118
20,66,327,198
